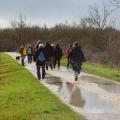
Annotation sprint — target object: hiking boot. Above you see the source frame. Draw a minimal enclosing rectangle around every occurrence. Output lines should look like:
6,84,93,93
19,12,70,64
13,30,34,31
46,66,48,70
75,77,78,81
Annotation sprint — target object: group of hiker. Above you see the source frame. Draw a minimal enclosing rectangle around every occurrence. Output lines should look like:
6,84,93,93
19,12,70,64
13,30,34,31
19,40,85,81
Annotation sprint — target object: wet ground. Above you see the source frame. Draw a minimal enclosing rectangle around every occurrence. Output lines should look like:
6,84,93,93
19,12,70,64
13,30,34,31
7,52,120,120
44,73,120,120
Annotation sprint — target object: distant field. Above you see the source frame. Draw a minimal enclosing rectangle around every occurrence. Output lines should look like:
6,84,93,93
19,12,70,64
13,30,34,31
61,57,120,83
0,53,85,120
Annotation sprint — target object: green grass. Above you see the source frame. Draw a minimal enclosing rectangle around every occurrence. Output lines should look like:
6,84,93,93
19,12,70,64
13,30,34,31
61,57,120,83
0,53,85,120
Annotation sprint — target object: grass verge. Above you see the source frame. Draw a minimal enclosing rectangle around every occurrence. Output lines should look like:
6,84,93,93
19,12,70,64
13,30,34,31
0,53,85,120
61,57,120,83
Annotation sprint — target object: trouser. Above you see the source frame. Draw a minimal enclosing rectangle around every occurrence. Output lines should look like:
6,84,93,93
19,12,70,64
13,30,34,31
46,63,53,70
37,65,45,80
46,57,53,70
27,54,32,64
54,58,61,68
71,62,82,79
21,55,25,66
74,71,79,79
67,58,70,68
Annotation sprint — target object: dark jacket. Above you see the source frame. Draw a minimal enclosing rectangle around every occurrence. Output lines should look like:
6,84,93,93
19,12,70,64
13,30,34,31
34,47,48,66
69,46,85,73
54,46,63,60
69,46,86,65
45,44,54,58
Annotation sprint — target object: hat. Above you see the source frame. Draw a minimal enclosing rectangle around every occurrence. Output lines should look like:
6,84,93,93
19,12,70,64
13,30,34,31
73,42,79,47
39,44,44,48
37,40,42,44
51,44,55,46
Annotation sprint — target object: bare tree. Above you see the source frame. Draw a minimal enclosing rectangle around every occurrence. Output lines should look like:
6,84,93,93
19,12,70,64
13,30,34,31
110,0,120,7
88,4,110,29
80,17,94,29
11,14,26,44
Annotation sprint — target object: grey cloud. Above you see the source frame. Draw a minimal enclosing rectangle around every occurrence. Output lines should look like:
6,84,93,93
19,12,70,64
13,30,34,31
0,0,107,27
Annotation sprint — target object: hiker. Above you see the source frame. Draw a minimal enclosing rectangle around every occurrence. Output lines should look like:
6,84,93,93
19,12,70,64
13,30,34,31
45,42,54,70
54,44,63,69
69,42,86,81
35,40,42,50
27,45,33,64
19,44,27,66
33,44,48,80
65,44,72,69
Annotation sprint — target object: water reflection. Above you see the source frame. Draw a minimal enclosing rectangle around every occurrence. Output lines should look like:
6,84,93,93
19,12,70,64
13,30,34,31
45,74,120,114
80,75,120,94
45,75,86,108
70,85,85,108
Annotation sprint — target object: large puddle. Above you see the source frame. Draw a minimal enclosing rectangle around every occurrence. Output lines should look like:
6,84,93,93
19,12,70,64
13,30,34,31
45,74,120,120
80,75,120,95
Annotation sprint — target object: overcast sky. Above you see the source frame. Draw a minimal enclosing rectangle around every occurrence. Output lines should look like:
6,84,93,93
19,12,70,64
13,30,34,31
0,0,119,28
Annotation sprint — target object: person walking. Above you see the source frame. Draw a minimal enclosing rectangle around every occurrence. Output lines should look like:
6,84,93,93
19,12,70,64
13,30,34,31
45,42,54,70
34,44,48,80
69,42,86,81
27,45,33,64
54,44,63,69
19,44,26,66
65,44,72,69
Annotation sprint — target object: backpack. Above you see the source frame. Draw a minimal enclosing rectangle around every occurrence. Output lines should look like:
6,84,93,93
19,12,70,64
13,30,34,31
38,51,45,62
27,48,32,54
23,48,27,56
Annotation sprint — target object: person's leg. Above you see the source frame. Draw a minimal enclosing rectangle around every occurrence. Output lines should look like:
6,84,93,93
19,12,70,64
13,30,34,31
77,63,82,74
72,64,79,81
37,65,41,80
58,59,60,69
30,55,32,63
51,57,54,69
46,65,48,70
67,58,69,69
54,58,57,68
21,56,25,66
46,60,49,70
42,65,45,79
21,56,23,65
28,55,30,63
49,57,53,69
74,63,82,81
50,62,53,69
74,71,79,81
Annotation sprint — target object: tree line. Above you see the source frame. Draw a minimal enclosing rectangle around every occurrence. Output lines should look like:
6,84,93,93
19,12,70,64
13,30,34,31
0,3,120,67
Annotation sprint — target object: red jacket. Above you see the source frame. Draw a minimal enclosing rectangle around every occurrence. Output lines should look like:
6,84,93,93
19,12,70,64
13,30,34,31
66,47,72,57
19,47,24,56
